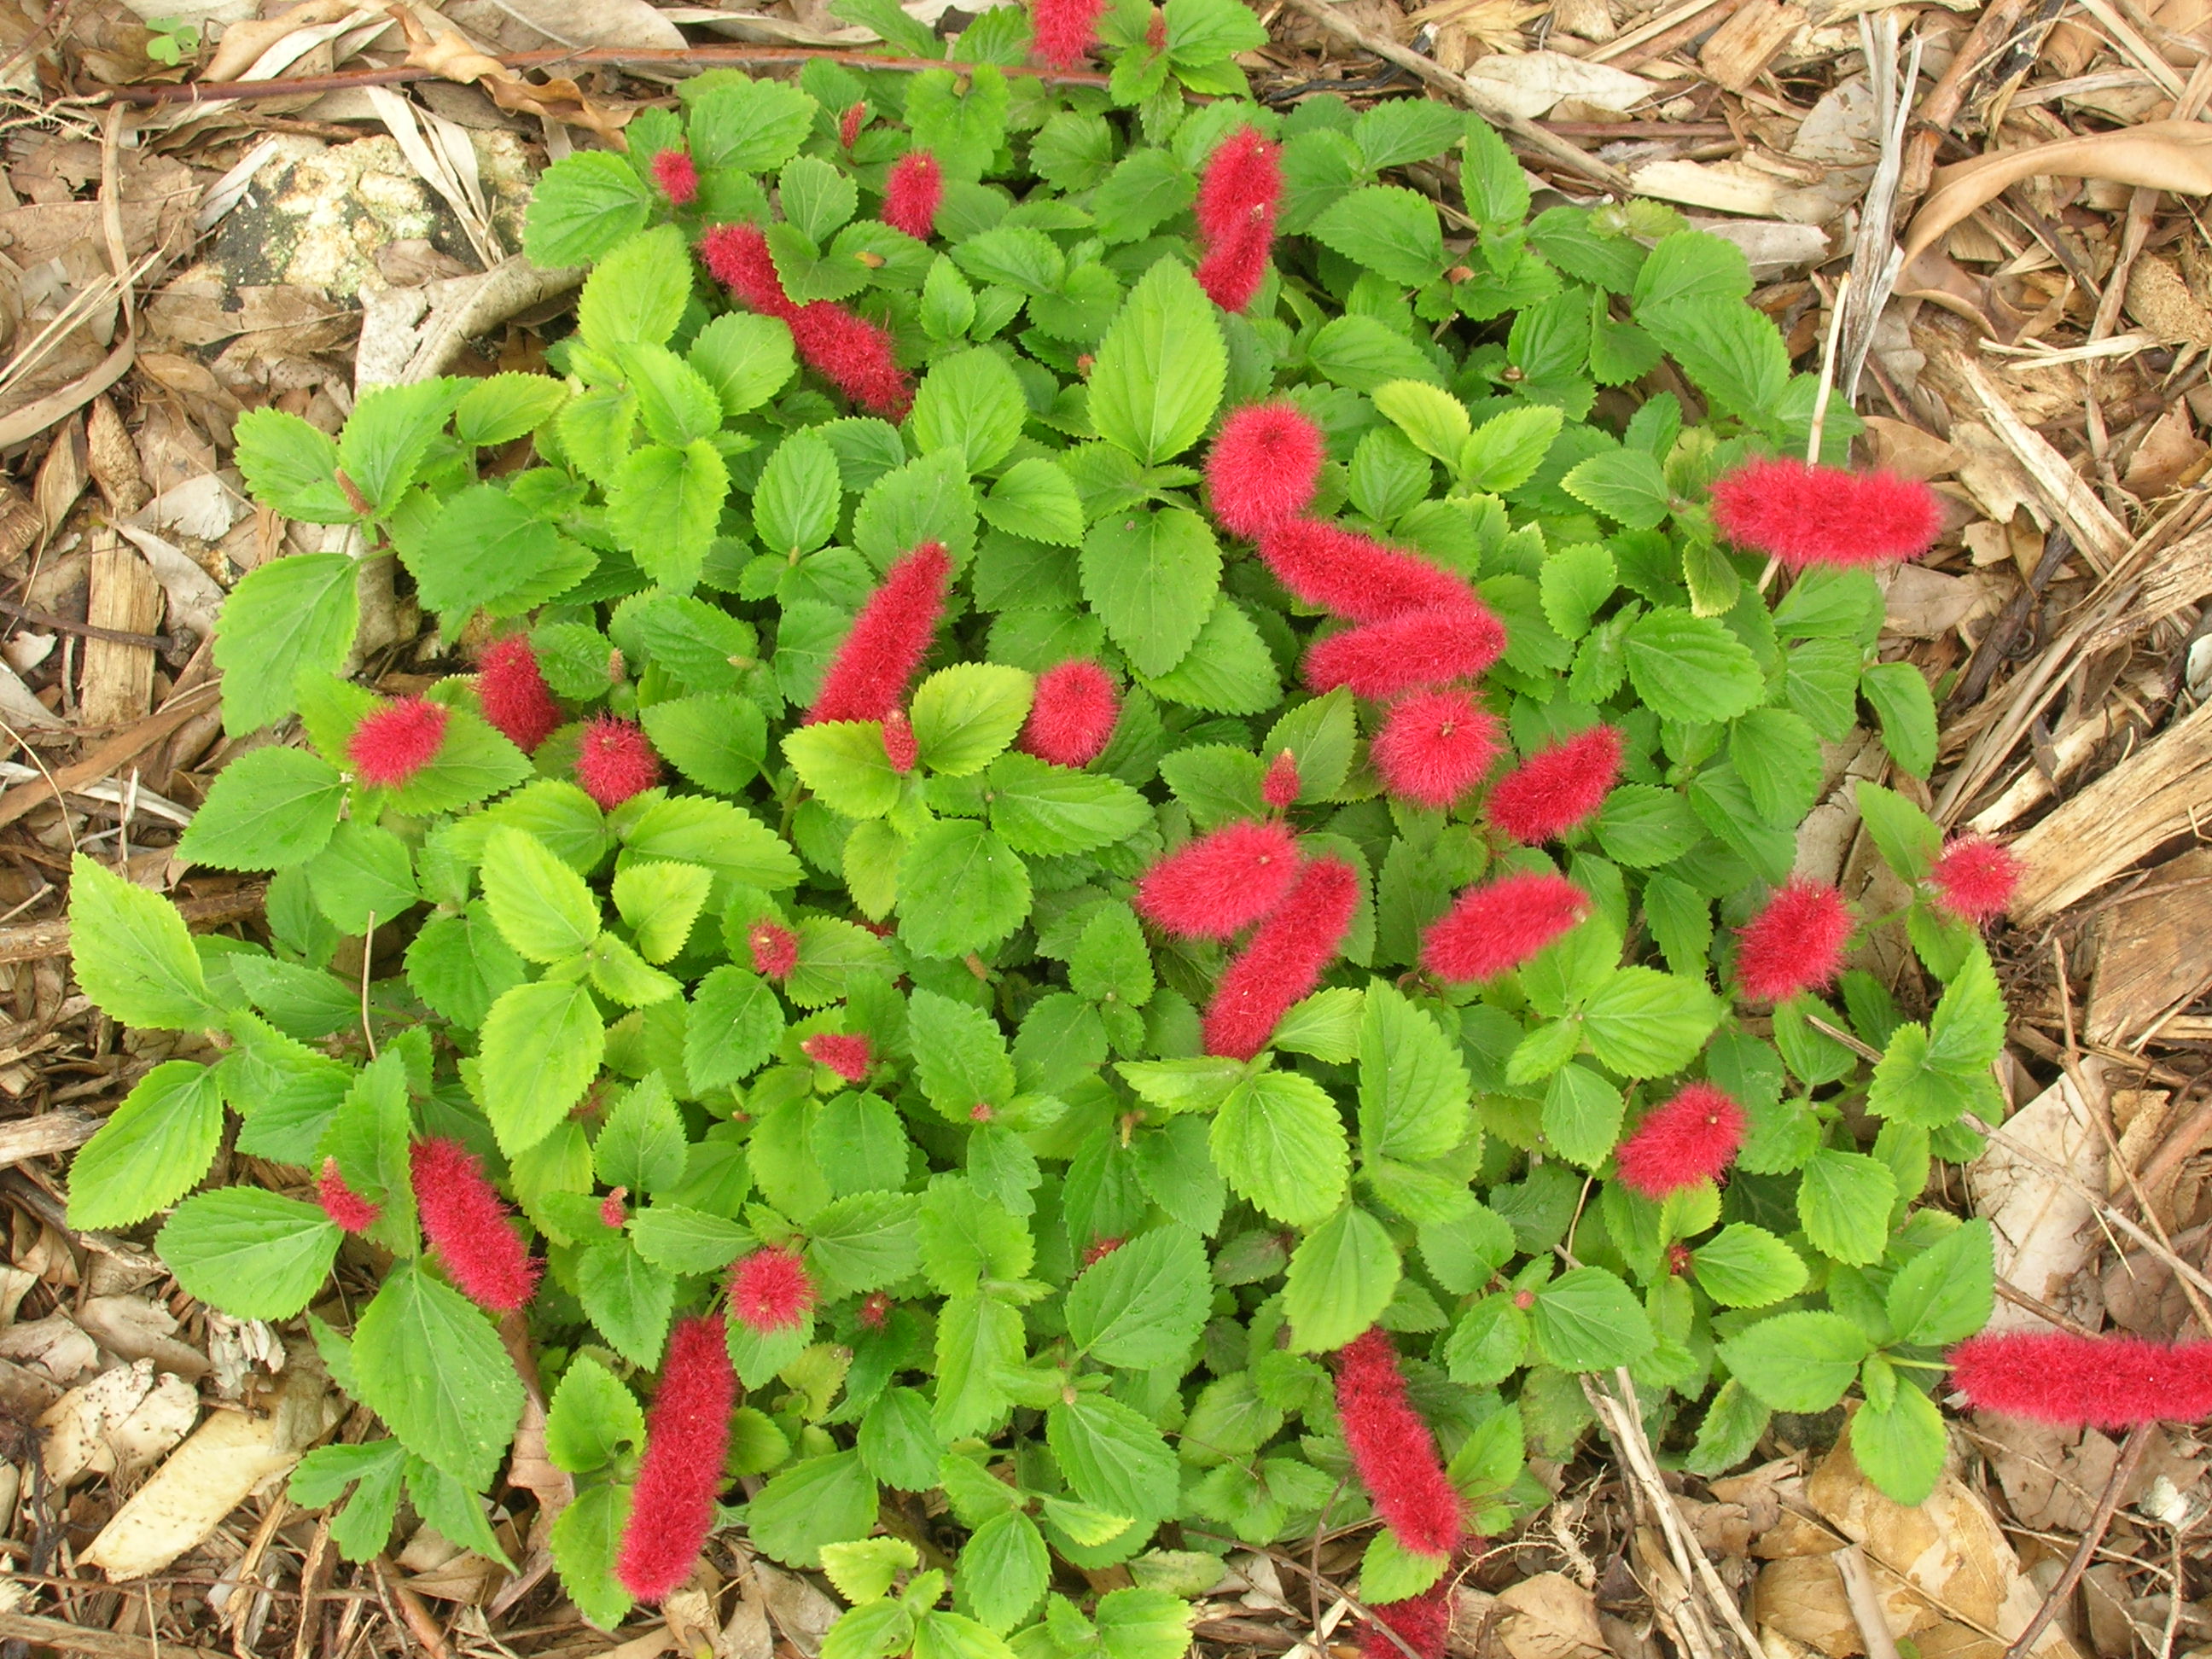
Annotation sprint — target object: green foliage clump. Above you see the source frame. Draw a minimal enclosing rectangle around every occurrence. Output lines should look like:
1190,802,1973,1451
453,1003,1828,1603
66,22,1999,1644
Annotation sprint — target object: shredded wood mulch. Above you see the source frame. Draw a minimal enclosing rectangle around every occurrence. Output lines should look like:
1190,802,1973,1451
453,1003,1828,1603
0,0,2208,1655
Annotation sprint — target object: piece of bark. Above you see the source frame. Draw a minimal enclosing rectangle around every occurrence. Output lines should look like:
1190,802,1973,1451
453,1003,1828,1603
2011,697,2212,922
80,534,164,729
2085,847,2212,1045
1698,0,1804,90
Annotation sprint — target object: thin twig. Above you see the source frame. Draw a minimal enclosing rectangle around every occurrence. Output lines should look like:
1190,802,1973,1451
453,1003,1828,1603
2002,1422,2154,1659
1836,1546,1904,1659
0,594,179,653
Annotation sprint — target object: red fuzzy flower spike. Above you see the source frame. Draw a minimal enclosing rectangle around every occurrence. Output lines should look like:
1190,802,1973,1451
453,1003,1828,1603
478,637,561,754
730,1248,816,1333
615,1314,736,1603
1615,1082,1746,1198
1709,457,1944,570
700,223,799,321
749,920,799,980
1196,127,1280,241
1423,870,1590,983
1134,820,1301,940
789,304,912,419
883,150,942,241
1930,835,2023,923
1194,128,1281,313
1207,402,1324,541
1373,688,1502,811
349,698,448,788
410,1137,538,1313
651,148,699,207
1258,521,1475,624
576,715,661,809
1487,725,1625,845
1021,659,1120,768
1263,750,1301,811
1303,603,1508,701
840,102,867,148
1203,857,1359,1060
802,1032,872,1083
1948,1332,2212,1427
1335,1329,1464,1557
601,1189,630,1230
1029,0,1109,67
1197,214,1274,313
317,1158,380,1234
1361,1590,1454,1659
1736,878,1853,1003
806,544,952,725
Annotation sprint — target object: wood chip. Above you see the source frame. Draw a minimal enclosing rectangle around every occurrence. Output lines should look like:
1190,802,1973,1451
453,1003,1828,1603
1697,0,1805,89
2008,695,2212,921
1950,357,2131,572
2084,847,2212,1044
80,533,164,729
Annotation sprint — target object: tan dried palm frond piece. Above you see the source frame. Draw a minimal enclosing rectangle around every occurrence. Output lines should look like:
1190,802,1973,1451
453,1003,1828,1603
1406,0,1547,55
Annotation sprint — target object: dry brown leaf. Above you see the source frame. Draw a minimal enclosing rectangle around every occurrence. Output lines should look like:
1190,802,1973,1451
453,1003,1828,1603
200,0,362,82
81,1365,332,1580
1970,1062,2107,1332
1806,1427,2085,1659
2123,254,2212,346
389,4,632,141
38,1358,198,1487
1490,1573,1609,1659
1902,122,2212,271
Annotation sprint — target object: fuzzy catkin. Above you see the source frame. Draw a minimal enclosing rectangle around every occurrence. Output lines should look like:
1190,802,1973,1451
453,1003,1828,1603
615,1314,736,1601
1335,1329,1464,1557
1202,857,1359,1060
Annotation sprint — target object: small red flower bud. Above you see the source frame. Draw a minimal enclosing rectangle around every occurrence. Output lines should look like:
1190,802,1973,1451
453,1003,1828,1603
1668,1241,1694,1277
410,1137,538,1313
859,1290,893,1329
1083,1236,1124,1266
650,148,699,207
478,636,562,754
1262,750,1301,811
575,715,661,809
1144,9,1165,49
883,149,942,241
841,102,867,148
348,697,448,787
969,1102,994,1122
1735,879,1852,1003
1422,870,1590,984
882,709,918,773
1512,1289,1535,1311
1335,1329,1464,1557
317,1158,380,1233
801,1032,872,1083
601,1188,629,1229
1020,659,1120,768
616,1313,736,1602
1206,401,1324,541
1615,1083,1745,1199
1709,457,1943,569
1929,835,2023,923
749,920,799,980
729,1248,815,1333
1486,725,1625,845
1135,819,1301,940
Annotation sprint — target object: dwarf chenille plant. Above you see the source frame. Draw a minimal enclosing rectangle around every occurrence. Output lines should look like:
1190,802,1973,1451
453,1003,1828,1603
63,0,2055,1644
